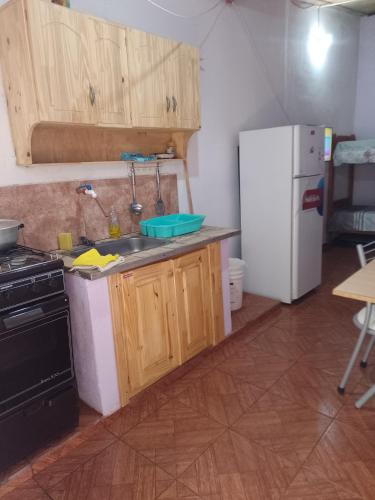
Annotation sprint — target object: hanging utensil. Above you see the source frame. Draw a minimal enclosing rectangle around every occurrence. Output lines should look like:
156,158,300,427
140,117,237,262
129,164,143,215
155,164,165,216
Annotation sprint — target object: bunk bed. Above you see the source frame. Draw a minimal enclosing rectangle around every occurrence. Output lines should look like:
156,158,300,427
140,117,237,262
328,135,375,237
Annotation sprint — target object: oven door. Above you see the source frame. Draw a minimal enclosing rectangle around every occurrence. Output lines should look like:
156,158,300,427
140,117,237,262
0,295,74,416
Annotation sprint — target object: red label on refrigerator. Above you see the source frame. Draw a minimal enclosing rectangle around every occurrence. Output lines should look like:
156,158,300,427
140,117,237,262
302,189,322,210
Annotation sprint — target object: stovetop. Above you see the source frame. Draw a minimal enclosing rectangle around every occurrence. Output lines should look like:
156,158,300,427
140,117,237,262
0,246,63,283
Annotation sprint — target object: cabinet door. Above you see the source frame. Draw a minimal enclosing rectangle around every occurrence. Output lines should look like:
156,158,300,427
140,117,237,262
89,21,131,127
168,43,200,130
163,39,179,129
208,243,225,345
127,28,168,128
174,249,212,362
26,0,95,124
121,261,179,395
0,0,39,165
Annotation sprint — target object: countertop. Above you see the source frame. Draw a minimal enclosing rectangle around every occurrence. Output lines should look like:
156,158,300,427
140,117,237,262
62,226,240,280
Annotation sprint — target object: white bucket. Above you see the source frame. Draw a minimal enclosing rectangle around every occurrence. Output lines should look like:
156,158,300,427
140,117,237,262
229,258,246,311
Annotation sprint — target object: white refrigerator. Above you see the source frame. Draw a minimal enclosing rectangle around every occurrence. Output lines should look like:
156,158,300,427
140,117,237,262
239,125,325,304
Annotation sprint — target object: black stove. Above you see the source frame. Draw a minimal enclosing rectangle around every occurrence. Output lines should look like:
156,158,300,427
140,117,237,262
0,245,78,472
0,245,64,312
0,245,62,284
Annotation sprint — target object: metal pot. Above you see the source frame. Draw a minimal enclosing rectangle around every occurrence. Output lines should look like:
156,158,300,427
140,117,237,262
0,220,24,252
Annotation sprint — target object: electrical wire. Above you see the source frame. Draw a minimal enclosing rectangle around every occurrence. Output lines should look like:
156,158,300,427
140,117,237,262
319,0,362,8
232,2,292,124
199,1,227,48
290,0,314,9
145,0,222,19
291,0,361,9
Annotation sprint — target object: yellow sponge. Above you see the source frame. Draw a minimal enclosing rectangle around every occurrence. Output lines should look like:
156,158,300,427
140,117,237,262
72,248,120,268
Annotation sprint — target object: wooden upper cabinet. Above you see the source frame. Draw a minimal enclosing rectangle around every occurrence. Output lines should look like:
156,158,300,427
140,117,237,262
168,43,200,130
0,0,38,164
177,45,200,129
0,0,200,164
126,28,168,128
26,1,131,127
127,29,200,130
174,248,212,362
26,0,96,124
120,261,179,395
88,20,131,127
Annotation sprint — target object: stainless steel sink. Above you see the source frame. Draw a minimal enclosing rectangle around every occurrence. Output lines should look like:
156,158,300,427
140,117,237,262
69,235,169,257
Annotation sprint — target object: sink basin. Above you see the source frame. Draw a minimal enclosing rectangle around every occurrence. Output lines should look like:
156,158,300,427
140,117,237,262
69,236,169,257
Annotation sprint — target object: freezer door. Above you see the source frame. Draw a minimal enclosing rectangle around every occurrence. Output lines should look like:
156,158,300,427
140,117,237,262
293,126,325,177
292,175,324,300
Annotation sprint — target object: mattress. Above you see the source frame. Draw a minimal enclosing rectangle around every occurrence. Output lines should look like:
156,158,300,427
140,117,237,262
329,206,375,233
334,139,375,167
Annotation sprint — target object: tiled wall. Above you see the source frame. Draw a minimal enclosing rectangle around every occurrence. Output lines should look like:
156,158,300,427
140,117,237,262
0,175,178,251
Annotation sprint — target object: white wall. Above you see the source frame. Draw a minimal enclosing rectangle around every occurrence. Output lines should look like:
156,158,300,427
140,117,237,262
353,16,375,205
0,0,361,255
354,16,375,140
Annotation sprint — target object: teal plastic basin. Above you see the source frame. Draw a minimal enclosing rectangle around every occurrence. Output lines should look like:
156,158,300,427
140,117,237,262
139,214,205,238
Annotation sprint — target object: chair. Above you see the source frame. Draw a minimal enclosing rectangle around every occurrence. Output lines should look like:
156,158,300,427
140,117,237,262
337,241,375,394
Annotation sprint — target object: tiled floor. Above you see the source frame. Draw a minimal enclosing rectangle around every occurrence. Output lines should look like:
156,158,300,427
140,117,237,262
2,246,375,499
231,292,279,334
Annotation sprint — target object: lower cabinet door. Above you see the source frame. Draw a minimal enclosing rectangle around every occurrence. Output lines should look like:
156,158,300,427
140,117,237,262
174,248,212,362
208,242,225,345
121,261,179,395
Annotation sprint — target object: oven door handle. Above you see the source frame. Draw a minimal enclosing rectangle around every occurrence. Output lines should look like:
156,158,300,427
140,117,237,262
3,307,44,330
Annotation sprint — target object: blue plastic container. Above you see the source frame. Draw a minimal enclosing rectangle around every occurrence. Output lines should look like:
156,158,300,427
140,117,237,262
140,214,205,238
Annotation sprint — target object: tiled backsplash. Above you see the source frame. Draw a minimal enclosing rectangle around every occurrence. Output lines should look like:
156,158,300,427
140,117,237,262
0,175,178,251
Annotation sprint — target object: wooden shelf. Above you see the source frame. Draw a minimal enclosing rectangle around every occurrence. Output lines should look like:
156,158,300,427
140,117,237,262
29,125,194,165
28,158,185,168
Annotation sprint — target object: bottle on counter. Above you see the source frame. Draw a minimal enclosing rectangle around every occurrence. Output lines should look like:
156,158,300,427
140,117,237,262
108,207,121,239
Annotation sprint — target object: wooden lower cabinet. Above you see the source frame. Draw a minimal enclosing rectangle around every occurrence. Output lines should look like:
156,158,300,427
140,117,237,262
174,248,212,362
208,243,225,346
108,260,179,401
108,243,224,406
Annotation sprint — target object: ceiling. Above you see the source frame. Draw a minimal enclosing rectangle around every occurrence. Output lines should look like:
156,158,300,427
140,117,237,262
296,0,375,15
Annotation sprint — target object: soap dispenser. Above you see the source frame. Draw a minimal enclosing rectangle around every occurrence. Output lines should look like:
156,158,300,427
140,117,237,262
108,207,121,239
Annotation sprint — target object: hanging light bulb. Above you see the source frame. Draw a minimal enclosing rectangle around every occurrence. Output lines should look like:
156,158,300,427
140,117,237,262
308,7,333,70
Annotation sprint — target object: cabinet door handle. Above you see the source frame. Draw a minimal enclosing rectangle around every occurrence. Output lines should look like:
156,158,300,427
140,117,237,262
172,96,177,113
166,96,171,112
89,85,96,106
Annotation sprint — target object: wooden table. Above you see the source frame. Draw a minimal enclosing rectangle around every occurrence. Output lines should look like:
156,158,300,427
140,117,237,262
333,259,375,408
333,259,375,304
